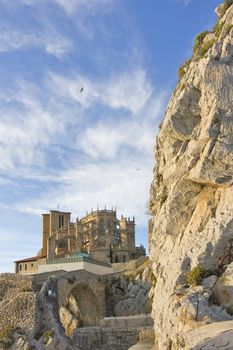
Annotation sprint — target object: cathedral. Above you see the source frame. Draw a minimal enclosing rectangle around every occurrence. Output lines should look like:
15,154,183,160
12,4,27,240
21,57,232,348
15,208,146,274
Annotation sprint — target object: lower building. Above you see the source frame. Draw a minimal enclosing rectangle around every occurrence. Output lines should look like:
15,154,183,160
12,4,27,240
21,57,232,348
15,208,146,274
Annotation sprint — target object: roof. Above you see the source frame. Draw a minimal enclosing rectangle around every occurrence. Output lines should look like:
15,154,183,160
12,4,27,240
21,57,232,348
14,254,47,263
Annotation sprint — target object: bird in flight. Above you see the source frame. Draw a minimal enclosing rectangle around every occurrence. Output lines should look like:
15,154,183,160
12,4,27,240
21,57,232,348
136,168,141,171
80,87,84,93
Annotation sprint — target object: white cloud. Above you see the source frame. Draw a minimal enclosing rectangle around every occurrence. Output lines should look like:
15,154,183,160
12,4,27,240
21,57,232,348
77,96,164,160
16,159,153,226
0,69,166,229
0,27,72,57
176,0,192,6
0,177,13,186
48,69,154,115
18,0,114,15
0,80,71,172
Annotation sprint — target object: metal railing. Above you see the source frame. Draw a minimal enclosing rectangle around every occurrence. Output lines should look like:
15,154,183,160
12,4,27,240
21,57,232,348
46,256,111,268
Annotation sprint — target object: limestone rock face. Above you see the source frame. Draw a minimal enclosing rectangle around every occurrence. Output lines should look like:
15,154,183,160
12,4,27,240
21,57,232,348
59,294,82,337
213,262,233,314
149,3,233,349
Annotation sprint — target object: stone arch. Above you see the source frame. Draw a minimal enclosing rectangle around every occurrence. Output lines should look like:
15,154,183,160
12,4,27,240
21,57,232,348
70,282,100,326
57,270,106,336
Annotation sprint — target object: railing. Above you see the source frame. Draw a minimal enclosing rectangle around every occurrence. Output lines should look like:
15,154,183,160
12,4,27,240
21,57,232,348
46,256,111,268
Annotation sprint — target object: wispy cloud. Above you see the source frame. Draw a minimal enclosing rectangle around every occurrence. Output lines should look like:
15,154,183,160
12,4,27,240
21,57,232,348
77,95,165,159
48,69,154,114
17,0,115,15
0,177,13,186
16,160,153,225
0,67,166,228
0,27,72,57
176,0,193,6
0,80,71,172
0,68,165,171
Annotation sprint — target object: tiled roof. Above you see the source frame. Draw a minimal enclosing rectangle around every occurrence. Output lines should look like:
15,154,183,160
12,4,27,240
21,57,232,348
14,255,47,263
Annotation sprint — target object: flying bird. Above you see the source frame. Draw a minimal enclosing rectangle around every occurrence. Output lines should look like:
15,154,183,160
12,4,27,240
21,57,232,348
80,87,84,93
136,168,141,171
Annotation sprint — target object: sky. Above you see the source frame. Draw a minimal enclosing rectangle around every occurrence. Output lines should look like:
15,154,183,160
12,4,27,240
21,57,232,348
0,0,221,272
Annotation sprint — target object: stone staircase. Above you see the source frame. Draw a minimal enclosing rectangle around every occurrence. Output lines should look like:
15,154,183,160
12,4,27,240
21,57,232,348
100,314,153,328
73,314,154,350
128,328,157,350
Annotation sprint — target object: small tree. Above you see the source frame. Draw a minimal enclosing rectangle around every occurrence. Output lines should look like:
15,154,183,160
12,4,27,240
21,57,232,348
187,266,208,286
178,59,191,80
193,31,210,55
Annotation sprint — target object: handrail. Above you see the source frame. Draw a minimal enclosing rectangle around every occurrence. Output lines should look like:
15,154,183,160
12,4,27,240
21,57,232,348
46,256,111,268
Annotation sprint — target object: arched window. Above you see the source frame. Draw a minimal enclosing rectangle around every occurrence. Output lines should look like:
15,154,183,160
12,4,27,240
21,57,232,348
107,219,112,229
98,218,104,235
59,215,64,228
115,255,119,263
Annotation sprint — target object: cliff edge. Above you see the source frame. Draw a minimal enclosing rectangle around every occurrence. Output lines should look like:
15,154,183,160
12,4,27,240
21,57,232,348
149,1,233,349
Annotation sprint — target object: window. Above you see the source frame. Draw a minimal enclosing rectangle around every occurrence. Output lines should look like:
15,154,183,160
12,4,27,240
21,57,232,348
115,255,119,263
123,255,126,263
25,264,27,270
31,263,33,267
59,215,64,228
19,265,22,271
98,219,104,235
107,219,112,229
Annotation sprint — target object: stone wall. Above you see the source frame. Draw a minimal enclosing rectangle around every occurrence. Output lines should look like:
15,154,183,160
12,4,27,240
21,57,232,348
73,327,139,350
0,273,36,330
38,260,112,275
16,257,47,275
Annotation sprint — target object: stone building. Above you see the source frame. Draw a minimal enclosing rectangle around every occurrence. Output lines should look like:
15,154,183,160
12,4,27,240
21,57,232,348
15,208,146,274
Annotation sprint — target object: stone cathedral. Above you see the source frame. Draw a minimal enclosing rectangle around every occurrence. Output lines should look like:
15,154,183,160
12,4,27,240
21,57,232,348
41,208,145,264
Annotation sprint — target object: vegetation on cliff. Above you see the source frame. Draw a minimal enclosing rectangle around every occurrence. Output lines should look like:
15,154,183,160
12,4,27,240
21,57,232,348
178,0,233,80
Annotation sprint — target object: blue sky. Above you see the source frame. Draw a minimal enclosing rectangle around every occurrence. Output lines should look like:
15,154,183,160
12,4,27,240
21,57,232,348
0,0,220,272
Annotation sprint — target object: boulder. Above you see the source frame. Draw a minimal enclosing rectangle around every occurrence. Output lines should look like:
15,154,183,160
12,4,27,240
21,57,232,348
213,262,233,314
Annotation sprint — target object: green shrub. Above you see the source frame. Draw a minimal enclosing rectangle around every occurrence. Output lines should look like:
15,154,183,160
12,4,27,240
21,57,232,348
0,325,15,339
148,269,157,287
199,39,216,58
146,297,153,313
193,31,210,55
187,266,209,286
178,59,191,79
213,19,224,37
19,287,31,293
222,0,233,16
225,24,233,35
0,325,15,349
34,330,43,341
127,273,136,283
44,330,53,344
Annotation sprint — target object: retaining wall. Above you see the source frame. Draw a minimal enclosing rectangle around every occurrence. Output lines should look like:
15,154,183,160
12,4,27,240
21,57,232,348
73,327,139,350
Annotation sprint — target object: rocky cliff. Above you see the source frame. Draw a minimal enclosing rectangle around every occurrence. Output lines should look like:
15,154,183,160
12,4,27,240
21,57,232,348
149,2,233,349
